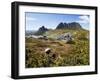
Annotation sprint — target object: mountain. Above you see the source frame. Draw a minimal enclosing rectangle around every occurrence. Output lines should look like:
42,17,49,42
34,26,49,35
56,22,65,29
56,22,82,29
38,26,48,31
34,22,82,35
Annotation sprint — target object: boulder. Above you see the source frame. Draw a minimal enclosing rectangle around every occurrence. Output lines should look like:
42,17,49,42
57,32,73,43
45,48,51,54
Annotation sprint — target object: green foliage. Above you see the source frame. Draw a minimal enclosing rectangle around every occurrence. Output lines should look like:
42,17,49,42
25,29,89,68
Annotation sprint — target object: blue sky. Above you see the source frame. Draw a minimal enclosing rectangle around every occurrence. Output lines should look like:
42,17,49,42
25,12,90,31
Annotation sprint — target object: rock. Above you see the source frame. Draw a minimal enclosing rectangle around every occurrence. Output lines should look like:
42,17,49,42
38,35,48,40
45,48,51,54
56,35,64,40
64,33,73,42
57,32,73,43
26,35,48,40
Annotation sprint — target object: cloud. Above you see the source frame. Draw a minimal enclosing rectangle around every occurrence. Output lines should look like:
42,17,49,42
26,17,37,21
79,15,89,21
76,15,89,24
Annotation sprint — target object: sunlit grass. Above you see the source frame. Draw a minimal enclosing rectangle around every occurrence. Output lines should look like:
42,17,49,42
25,29,89,68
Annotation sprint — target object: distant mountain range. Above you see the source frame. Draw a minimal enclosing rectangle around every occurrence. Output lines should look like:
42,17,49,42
29,22,83,35
56,22,82,29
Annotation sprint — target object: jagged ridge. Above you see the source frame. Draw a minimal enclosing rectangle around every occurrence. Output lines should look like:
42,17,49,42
56,22,82,29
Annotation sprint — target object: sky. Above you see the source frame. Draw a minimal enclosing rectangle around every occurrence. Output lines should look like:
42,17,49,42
25,12,90,31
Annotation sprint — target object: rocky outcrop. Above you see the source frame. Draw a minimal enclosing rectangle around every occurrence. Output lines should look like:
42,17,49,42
56,22,82,29
57,32,74,43
35,26,48,35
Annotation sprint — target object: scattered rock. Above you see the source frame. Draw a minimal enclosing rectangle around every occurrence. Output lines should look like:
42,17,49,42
57,32,74,43
38,35,48,40
45,48,51,54
26,35,48,40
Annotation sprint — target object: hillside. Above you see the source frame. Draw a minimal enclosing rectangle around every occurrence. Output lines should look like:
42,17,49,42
25,28,89,68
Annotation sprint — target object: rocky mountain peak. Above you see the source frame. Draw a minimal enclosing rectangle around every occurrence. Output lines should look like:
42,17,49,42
56,22,82,29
